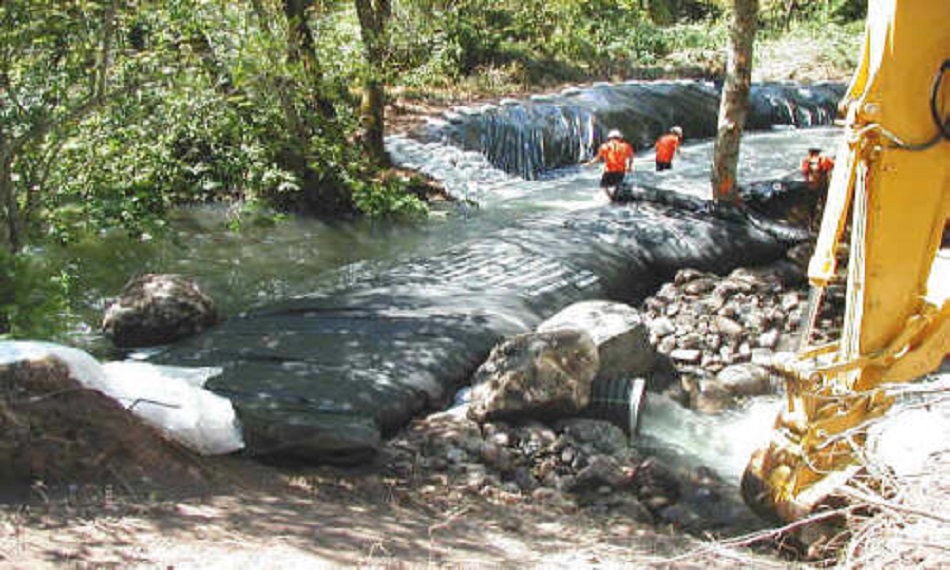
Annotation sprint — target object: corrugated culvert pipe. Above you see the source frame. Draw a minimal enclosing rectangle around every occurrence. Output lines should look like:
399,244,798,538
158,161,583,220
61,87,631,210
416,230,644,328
586,377,647,438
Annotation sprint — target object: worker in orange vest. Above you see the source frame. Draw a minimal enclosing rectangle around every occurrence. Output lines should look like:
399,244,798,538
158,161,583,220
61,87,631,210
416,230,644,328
800,147,835,190
800,147,835,231
654,126,683,171
585,128,634,200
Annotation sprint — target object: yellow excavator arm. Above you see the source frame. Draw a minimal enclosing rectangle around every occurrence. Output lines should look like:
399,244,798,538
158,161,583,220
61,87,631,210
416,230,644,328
742,0,950,522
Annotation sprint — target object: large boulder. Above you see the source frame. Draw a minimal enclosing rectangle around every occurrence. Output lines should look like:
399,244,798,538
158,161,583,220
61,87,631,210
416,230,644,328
102,273,219,348
537,300,655,381
468,329,599,423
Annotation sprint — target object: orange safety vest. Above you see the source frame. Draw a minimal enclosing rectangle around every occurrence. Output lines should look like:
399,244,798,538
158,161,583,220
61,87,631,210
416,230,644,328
597,139,634,173
801,155,835,186
655,133,680,163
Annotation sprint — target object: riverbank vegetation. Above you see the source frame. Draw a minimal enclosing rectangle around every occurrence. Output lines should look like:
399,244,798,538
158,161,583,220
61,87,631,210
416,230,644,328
1,0,864,336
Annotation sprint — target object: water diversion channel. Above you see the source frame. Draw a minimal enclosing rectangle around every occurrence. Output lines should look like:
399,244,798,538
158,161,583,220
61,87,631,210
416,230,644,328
58,82,842,507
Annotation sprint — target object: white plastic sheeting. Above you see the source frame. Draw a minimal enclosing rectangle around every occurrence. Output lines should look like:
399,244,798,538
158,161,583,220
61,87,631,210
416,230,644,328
0,341,244,455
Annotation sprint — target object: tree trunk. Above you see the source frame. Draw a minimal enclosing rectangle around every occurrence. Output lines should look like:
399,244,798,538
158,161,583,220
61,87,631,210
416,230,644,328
711,0,758,204
0,141,19,254
359,78,388,165
95,0,117,104
0,151,11,333
251,0,352,216
282,0,336,121
355,0,391,166
784,0,798,31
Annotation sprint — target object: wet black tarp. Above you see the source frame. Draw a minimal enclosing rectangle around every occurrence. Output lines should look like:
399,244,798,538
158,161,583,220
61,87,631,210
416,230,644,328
153,188,804,464
415,81,845,178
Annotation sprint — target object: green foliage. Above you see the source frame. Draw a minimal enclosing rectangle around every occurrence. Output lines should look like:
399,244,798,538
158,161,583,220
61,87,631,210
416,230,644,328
389,0,726,88
389,0,863,91
1,0,867,254
3,0,426,252
352,175,428,220
0,249,72,340
224,201,287,233
758,0,866,32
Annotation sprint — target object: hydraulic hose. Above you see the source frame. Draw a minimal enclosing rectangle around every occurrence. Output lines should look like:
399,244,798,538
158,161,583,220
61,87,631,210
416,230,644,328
932,58,950,141
885,58,950,151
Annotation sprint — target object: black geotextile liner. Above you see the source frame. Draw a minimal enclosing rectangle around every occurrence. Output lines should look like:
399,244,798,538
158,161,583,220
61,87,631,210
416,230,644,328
417,81,845,178
153,185,805,464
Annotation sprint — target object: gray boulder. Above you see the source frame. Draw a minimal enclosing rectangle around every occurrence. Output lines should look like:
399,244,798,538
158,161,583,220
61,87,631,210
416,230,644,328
716,363,773,397
468,329,599,423
102,274,219,348
537,300,656,382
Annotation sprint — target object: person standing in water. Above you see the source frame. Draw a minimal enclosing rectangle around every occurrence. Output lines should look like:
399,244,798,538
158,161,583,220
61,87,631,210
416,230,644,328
654,126,684,171
800,147,835,190
585,129,634,200
800,147,835,230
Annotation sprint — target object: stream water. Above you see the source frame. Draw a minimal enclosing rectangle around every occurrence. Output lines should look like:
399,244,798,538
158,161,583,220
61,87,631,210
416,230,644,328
61,125,838,349
45,83,841,491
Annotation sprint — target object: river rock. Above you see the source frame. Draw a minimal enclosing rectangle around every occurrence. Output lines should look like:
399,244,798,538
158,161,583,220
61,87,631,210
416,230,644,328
674,268,708,286
716,363,773,397
468,329,599,423
537,300,656,381
691,379,733,414
786,241,814,273
555,418,633,458
681,277,718,296
670,349,702,364
632,458,682,513
561,454,629,493
648,316,676,338
658,503,704,531
714,315,744,339
646,353,678,393
780,291,801,312
102,273,219,348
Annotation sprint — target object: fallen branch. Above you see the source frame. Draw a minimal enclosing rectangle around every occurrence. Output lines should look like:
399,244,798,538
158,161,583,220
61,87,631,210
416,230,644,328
839,486,950,524
428,505,471,536
657,505,856,565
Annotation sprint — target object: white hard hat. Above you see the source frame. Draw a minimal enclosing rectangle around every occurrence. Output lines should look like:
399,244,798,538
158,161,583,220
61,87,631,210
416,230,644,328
607,129,623,139
671,126,683,137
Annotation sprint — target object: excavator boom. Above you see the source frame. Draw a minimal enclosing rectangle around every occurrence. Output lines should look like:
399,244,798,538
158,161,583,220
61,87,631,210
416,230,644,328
742,0,950,522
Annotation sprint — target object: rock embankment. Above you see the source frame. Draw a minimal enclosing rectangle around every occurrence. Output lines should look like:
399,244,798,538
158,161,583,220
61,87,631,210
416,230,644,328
384,259,840,533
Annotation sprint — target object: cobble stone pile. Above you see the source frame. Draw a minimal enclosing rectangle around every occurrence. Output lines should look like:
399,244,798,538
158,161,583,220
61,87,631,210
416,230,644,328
385,408,738,531
643,263,845,412
383,259,849,532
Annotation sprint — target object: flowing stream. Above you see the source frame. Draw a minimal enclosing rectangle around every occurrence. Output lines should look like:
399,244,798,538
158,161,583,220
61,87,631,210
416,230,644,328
48,82,842,489
62,126,836,354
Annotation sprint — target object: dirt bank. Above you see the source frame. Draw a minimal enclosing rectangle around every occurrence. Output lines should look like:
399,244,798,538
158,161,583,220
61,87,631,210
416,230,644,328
0,453,784,569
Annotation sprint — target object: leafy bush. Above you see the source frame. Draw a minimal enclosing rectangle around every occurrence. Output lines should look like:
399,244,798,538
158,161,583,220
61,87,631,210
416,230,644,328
0,250,72,340
352,175,428,220
390,0,723,88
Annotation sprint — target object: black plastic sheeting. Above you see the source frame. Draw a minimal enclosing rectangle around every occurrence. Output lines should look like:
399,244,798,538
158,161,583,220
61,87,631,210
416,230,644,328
414,81,845,179
151,186,806,465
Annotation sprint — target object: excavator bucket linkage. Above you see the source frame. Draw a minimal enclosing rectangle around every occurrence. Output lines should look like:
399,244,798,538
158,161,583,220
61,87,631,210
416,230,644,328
741,0,950,523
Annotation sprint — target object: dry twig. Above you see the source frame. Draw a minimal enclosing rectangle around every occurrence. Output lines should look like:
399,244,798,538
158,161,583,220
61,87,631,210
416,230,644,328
656,505,855,566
